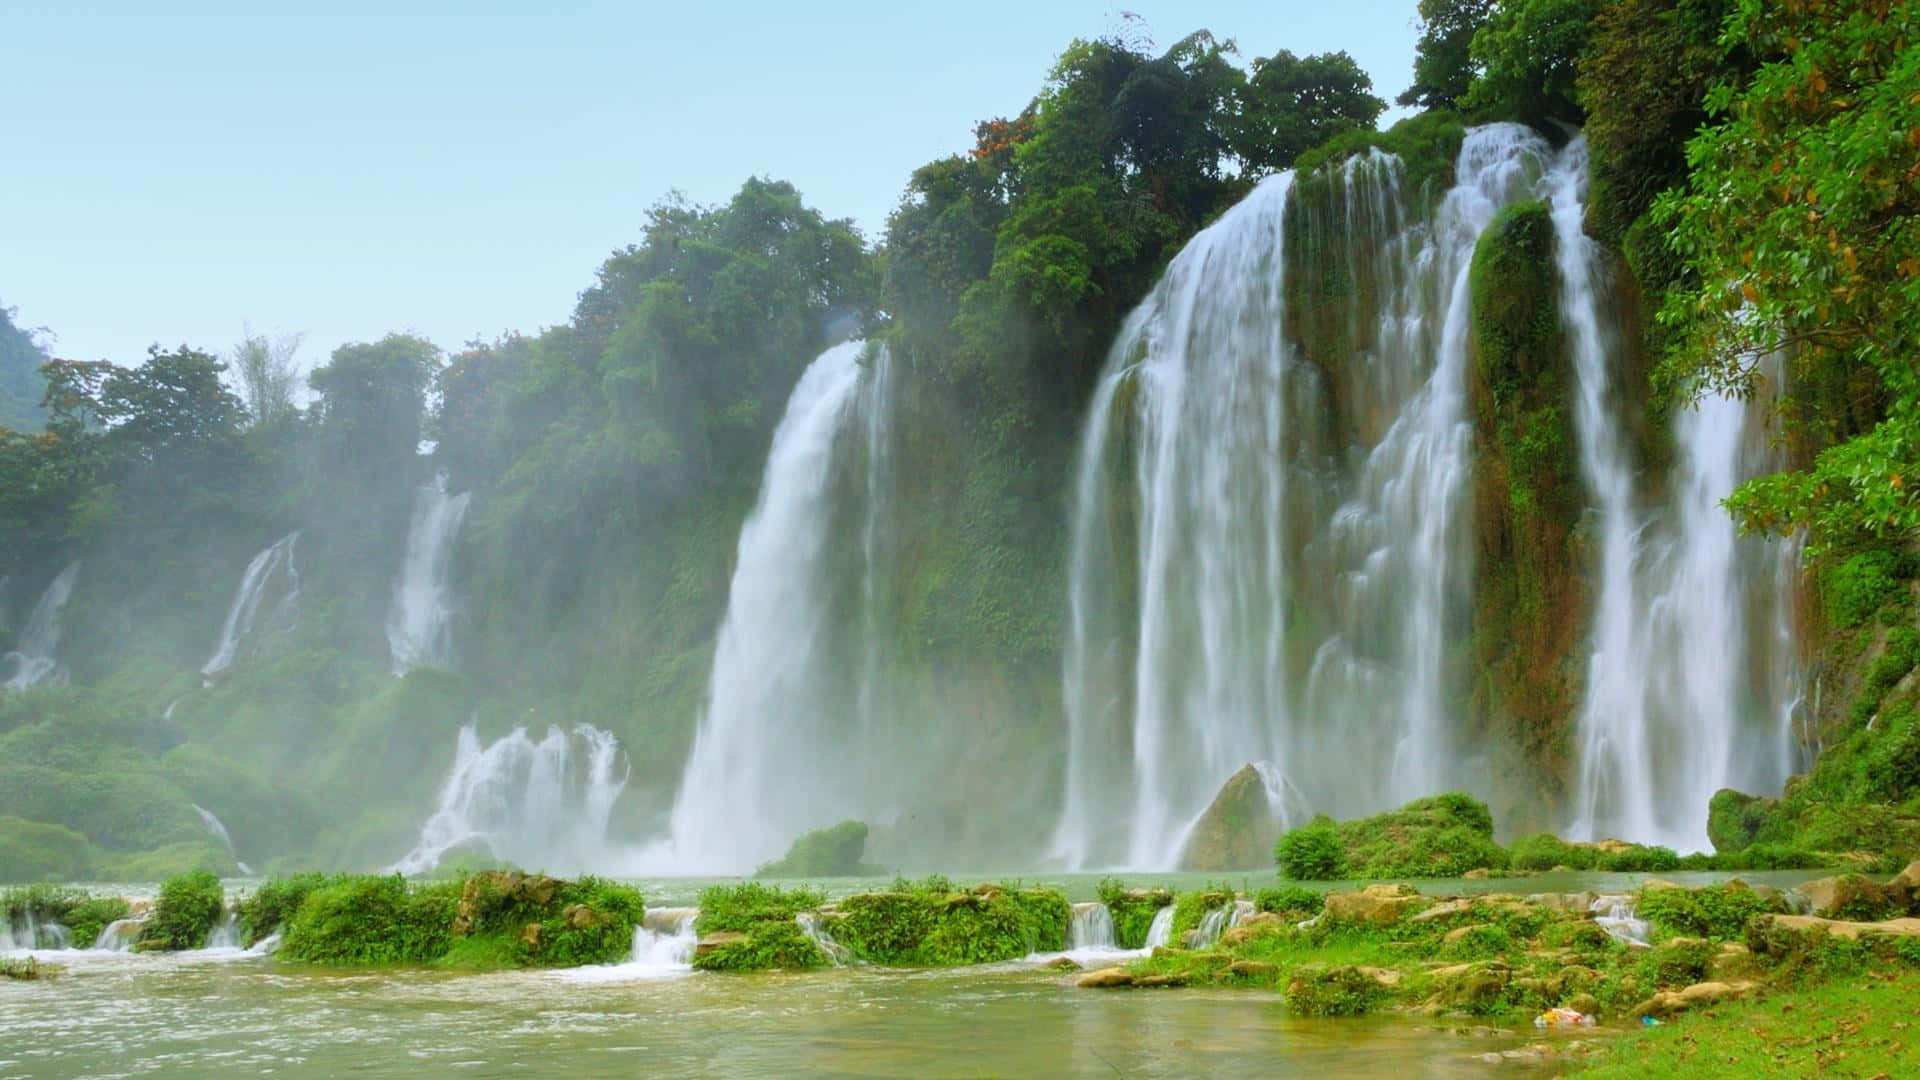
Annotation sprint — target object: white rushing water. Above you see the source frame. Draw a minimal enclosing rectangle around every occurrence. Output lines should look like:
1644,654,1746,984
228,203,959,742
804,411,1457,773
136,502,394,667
1556,135,1803,851
387,472,472,674
3,561,80,691
1055,126,1553,869
661,340,891,873
1067,902,1117,951
201,531,301,682
193,804,254,875
392,722,629,875
1142,906,1175,949
560,907,697,983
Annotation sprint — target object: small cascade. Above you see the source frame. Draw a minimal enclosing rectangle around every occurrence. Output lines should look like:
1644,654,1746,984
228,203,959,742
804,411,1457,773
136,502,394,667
2,910,68,951
387,472,472,674
3,561,80,691
93,917,147,952
1590,895,1649,947
560,907,697,982
1186,905,1235,949
392,722,630,875
1142,905,1175,949
663,340,894,872
201,531,301,682
247,929,283,955
193,805,254,875
205,909,242,950
1067,902,1117,951
796,911,852,967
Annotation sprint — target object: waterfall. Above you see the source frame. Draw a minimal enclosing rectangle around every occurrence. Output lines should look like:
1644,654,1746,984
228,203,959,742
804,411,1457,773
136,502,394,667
561,907,697,982
1558,135,1804,851
193,804,254,875
391,722,630,875
1142,905,1175,949
1590,895,1649,947
205,909,242,950
661,340,892,873
1067,902,1118,951
3,561,80,691
1055,126,1554,869
93,917,146,952
796,911,852,966
202,531,301,682
387,472,471,674
1186,904,1236,949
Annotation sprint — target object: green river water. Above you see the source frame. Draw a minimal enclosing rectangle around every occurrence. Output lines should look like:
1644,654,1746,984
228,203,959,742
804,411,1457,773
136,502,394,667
2,870,1824,1078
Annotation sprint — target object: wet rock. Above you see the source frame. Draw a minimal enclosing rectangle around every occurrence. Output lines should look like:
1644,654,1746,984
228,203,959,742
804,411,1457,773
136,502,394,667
1353,965,1402,987
1426,960,1512,1010
1630,979,1756,1019
1325,883,1427,927
1136,973,1188,988
1046,956,1082,971
694,931,749,961
1178,764,1283,871
454,870,565,936
1219,912,1284,948
1078,967,1135,988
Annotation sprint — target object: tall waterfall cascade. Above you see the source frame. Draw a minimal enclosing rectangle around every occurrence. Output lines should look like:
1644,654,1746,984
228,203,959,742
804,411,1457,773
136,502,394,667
388,472,472,674
392,723,630,875
202,531,302,682
3,561,80,691
1563,134,1803,849
1056,127,1554,869
1053,125,1805,869
659,340,895,873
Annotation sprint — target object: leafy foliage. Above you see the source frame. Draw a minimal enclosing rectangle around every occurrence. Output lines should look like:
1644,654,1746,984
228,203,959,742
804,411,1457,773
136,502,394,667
137,870,225,951
1399,0,1495,109
1637,881,1784,940
1279,794,1506,880
280,874,461,965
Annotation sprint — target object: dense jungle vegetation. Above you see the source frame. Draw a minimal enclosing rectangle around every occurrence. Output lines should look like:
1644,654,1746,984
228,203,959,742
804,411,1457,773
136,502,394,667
0,0,1914,881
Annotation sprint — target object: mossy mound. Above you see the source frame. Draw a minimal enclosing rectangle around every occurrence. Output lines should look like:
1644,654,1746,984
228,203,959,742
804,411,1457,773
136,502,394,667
1276,793,1507,880
272,870,644,968
830,880,1070,966
1098,878,1174,948
1178,764,1282,871
691,883,828,972
754,820,884,878
136,870,225,951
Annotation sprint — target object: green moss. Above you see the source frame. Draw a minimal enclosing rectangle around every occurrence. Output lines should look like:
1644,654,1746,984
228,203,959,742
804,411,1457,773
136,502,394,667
1168,888,1236,940
1823,550,1902,629
1254,886,1325,917
831,883,1070,965
1279,794,1507,880
1636,937,1717,989
754,820,882,878
694,883,825,934
1293,111,1469,198
691,919,827,972
137,870,225,952
1509,832,1597,870
449,873,646,969
237,872,331,947
1285,964,1391,1016
0,816,90,883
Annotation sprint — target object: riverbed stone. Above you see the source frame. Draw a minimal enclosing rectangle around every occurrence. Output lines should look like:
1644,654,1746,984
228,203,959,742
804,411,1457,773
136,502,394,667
1325,883,1427,927
1630,979,1756,1019
1178,763,1283,871
1078,967,1135,988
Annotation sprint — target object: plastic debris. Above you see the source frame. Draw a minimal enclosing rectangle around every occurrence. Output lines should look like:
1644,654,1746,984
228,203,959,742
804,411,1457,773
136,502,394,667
1640,1015,1664,1028
1534,1007,1595,1028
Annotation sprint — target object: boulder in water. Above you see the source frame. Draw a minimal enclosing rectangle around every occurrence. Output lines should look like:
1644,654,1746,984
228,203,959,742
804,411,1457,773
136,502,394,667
1178,764,1282,872
1077,967,1135,988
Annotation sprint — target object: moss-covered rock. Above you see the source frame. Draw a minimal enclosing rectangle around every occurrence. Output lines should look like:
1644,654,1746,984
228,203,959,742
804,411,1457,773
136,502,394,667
1178,764,1282,871
1277,793,1508,880
279,874,462,965
754,820,882,878
831,881,1070,966
1098,879,1174,949
1285,963,1394,1016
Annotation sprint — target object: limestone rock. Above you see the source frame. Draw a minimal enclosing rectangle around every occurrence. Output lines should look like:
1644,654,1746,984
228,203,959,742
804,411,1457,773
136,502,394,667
1886,860,1920,912
1219,912,1284,948
1078,967,1135,988
1747,913,1920,957
518,922,543,947
1325,883,1428,926
1528,891,1597,915
1710,942,1761,982
1046,956,1082,971
1409,898,1476,924
1793,874,1895,920
1442,923,1490,946
694,931,748,961
563,904,598,930
1463,868,1492,880
1136,973,1188,988
1426,960,1512,1010
1630,980,1756,1019
1177,763,1283,871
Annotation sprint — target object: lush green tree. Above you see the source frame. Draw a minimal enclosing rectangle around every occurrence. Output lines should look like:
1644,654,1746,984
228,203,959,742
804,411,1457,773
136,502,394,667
1232,50,1387,172
307,334,438,474
0,304,50,432
231,329,303,428
1655,0,1919,551
1464,0,1604,128
1399,0,1495,109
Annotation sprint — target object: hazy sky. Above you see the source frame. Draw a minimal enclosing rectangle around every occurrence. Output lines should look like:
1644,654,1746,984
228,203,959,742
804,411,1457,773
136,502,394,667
3,1,1421,371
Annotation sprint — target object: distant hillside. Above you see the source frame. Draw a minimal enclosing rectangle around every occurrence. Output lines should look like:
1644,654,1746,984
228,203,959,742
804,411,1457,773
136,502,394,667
0,302,49,431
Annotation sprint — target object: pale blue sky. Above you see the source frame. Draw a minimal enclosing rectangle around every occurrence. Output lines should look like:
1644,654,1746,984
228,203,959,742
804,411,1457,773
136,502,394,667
2,1,1420,370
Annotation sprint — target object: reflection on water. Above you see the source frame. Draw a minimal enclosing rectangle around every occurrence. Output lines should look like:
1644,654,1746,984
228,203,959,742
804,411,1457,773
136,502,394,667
0,950,1581,1078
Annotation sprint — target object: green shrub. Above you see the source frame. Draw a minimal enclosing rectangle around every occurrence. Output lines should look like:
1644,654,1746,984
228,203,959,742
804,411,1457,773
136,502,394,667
0,816,90,883
690,919,827,972
754,820,881,878
1285,964,1390,1017
1169,888,1236,941
446,874,646,969
1255,886,1324,917
694,883,825,934
1277,819,1347,880
1097,878,1174,949
1508,832,1596,871
1441,923,1515,959
1638,883,1783,940
137,870,225,951
1597,844,1680,873
280,874,460,965
1825,550,1900,629
0,883,119,946
238,873,333,947
833,884,1071,965
1637,938,1716,988
64,896,132,948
